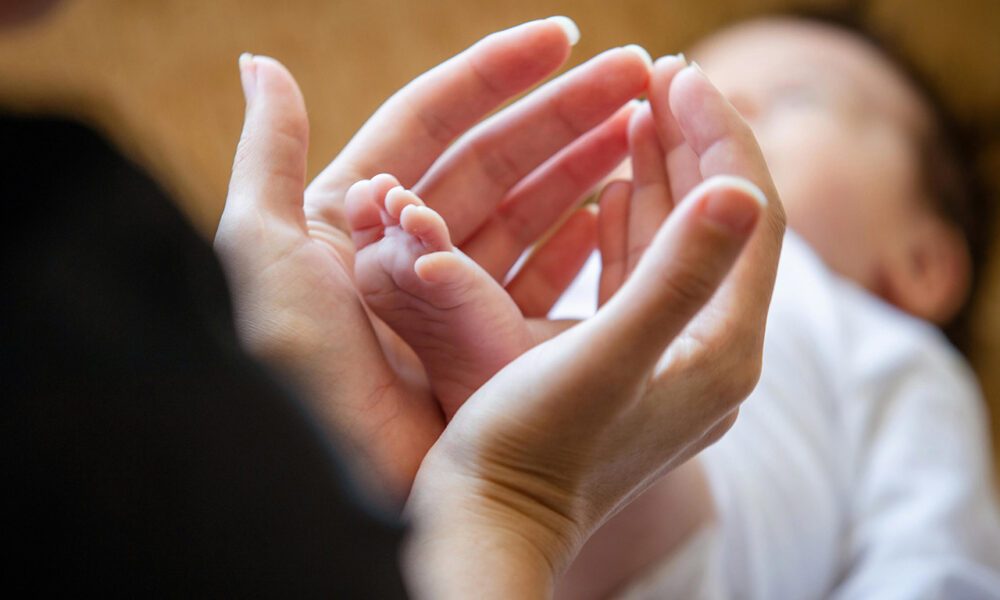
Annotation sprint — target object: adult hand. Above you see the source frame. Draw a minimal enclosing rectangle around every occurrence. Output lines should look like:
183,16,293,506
404,58,786,599
554,56,790,599
214,18,651,499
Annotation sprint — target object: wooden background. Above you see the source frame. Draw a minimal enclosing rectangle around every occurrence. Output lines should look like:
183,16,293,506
2,0,999,473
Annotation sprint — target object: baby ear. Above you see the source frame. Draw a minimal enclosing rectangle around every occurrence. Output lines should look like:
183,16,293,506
885,216,971,324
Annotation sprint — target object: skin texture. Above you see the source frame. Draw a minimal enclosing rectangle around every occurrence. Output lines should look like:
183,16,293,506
218,19,786,596
405,53,783,598
216,22,650,500
347,178,533,419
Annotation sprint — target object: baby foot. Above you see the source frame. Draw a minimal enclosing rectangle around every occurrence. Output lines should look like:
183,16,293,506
347,175,533,419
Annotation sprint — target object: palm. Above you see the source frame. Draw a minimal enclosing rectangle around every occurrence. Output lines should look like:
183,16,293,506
219,23,653,499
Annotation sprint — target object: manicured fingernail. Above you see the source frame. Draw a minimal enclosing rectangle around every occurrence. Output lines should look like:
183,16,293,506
623,44,653,68
701,176,767,234
653,53,686,70
678,52,687,65
546,16,580,46
238,53,256,104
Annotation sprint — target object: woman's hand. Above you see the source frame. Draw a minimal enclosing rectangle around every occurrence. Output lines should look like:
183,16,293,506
404,58,786,599
214,18,651,499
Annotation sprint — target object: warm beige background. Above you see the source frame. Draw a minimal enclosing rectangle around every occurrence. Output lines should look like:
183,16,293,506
2,0,999,472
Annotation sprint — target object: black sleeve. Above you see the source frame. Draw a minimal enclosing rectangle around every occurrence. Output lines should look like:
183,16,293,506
0,116,408,598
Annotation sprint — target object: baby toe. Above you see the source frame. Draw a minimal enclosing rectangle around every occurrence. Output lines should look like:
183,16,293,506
384,186,426,223
413,251,469,285
345,179,385,248
400,204,453,252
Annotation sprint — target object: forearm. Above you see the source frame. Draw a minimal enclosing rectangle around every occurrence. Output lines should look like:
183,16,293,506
556,460,715,600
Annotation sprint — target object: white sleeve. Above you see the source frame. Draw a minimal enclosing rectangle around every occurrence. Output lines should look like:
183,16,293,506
832,342,1000,600
615,525,727,600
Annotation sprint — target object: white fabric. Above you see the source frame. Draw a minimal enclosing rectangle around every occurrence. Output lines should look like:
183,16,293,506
551,233,1000,599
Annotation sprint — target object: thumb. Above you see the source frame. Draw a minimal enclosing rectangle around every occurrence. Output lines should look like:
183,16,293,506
225,54,310,224
584,175,766,371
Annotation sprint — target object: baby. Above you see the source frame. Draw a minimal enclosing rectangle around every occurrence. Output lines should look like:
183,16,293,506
348,15,1000,598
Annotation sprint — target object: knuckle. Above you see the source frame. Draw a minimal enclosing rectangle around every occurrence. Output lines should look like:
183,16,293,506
659,263,719,313
475,142,524,190
414,101,461,147
713,353,761,404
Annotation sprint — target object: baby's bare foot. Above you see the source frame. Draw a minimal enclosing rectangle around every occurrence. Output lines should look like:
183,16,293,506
347,175,533,419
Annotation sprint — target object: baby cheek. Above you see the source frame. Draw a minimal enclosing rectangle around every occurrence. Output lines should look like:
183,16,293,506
756,115,886,284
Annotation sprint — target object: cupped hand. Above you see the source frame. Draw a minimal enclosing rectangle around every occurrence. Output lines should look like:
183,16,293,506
405,58,786,599
214,19,650,499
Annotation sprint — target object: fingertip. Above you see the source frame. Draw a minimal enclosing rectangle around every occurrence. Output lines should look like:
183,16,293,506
545,15,580,47
693,176,766,236
247,55,305,108
238,53,256,104
650,54,686,88
652,53,687,72
622,44,653,69
598,179,632,209
227,52,309,221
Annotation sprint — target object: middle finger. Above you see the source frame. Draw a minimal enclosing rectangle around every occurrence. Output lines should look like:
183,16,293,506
414,45,652,243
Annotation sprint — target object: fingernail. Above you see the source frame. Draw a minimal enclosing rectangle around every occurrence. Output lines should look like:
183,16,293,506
690,60,705,74
700,176,767,234
546,16,580,46
678,52,687,65
623,44,653,68
239,53,257,104
653,53,686,69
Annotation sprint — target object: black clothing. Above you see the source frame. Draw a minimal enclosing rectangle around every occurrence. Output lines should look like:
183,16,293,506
1,115,407,597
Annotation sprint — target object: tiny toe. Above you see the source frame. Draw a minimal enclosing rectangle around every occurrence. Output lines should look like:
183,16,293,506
414,251,470,285
400,204,453,251
345,179,385,248
385,187,426,221
370,173,401,197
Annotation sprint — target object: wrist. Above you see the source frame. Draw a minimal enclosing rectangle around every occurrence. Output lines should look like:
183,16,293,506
404,456,580,599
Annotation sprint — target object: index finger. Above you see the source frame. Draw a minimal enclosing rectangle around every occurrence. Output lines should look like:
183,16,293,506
305,18,579,222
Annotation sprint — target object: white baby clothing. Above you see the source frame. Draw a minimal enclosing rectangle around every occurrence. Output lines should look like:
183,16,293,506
552,233,1000,599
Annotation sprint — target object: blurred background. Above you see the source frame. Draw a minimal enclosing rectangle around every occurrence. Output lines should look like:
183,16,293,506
2,0,998,474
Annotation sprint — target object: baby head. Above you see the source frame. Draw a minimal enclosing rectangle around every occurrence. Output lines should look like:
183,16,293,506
690,16,984,329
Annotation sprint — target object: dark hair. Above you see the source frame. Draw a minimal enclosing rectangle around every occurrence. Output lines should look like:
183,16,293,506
786,7,992,351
